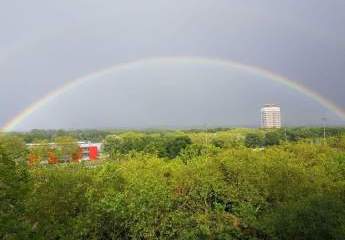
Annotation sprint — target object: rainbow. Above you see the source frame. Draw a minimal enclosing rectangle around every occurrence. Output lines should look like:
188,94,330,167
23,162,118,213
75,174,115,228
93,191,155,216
2,56,345,131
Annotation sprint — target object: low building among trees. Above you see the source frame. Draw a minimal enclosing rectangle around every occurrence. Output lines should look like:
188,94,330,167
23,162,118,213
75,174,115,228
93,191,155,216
27,138,102,165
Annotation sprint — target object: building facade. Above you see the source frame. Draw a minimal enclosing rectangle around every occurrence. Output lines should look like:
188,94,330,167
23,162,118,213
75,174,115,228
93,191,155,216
261,104,281,128
27,141,102,165
79,142,102,161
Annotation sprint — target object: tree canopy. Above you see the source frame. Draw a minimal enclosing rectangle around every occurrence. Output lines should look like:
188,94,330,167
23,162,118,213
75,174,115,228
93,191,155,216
1,128,345,239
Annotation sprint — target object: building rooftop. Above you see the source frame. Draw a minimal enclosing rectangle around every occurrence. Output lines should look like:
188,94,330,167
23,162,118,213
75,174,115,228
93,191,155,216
263,104,280,107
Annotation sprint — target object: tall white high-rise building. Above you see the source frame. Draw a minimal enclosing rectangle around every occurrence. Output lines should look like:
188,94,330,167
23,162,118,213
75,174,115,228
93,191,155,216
261,104,281,128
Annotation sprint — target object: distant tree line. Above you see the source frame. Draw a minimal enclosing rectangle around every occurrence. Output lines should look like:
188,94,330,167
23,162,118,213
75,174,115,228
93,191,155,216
245,127,345,148
7,127,345,145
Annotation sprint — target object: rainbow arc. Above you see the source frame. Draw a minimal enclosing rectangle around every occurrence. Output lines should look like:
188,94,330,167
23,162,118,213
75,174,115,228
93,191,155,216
2,57,345,131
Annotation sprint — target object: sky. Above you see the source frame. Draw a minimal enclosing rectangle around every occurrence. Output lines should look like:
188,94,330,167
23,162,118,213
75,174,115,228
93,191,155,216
1,0,345,130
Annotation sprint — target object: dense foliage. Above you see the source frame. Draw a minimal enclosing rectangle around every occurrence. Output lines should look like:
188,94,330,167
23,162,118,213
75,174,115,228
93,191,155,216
1,128,345,239
0,136,30,239
104,133,192,159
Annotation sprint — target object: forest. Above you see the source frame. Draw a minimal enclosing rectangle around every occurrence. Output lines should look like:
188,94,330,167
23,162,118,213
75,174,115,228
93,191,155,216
1,127,345,239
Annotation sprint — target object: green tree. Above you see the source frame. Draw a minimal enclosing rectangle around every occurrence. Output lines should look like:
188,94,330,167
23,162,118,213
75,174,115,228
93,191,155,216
263,193,345,240
28,139,50,165
211,139,225,148
165,136,192,159
0,138,30,239
104,135,124,159
244,133,263,148
263,131,282,146
179,144,220,164
3,128,345,239
27,165,94,239
53,136,79,162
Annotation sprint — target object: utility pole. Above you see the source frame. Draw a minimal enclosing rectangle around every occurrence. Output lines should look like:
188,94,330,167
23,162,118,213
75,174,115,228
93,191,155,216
322,117,327,143
205,125,208,146
204,124,208,160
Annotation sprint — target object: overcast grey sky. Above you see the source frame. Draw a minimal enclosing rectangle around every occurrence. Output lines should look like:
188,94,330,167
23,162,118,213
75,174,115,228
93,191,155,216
1,0,345,130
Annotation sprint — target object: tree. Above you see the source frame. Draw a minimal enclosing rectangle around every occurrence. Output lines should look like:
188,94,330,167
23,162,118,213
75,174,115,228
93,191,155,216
179,144,220,164
7,129,345,239
263,131,282,146
53,136,79,163
28,140,50,165
143,136,168,157
165,136,192,159
0,135,27,160
104,135,124,159
211,139,225,148
244,133,263,148
27,165,94,239
0,138,30,239
263,193,345,240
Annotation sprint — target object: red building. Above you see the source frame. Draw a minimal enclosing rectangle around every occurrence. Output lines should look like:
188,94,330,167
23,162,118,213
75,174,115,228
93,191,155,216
79,142,102,161
27,142,102,164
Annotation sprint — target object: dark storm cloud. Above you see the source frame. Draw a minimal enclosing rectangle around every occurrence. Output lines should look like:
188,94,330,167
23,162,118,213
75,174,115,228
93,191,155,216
1,0,344,129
